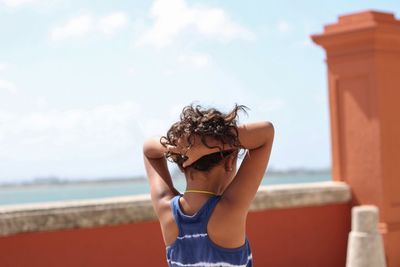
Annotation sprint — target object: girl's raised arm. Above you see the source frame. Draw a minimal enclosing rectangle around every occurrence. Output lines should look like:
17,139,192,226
222,121,275,212
143,137,179,216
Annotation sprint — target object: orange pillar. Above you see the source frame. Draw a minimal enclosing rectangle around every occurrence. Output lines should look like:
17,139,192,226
312,11,400,267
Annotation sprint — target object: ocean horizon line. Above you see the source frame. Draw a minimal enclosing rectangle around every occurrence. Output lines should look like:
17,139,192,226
0,167,331,188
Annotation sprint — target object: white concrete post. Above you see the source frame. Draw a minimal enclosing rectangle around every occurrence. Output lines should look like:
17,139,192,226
346,205,387,267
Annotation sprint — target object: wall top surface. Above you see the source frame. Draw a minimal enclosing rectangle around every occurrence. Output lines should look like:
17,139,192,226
0,181,351,237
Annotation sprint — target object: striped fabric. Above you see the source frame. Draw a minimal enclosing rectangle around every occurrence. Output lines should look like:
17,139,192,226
166,195,253,267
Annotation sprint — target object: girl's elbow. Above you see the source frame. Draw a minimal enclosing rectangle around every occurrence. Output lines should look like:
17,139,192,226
264,121,275,141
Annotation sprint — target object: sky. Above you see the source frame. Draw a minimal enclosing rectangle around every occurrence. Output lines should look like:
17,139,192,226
0,0,399,183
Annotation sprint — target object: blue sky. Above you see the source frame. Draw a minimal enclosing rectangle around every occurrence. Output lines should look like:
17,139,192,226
0,0,399,183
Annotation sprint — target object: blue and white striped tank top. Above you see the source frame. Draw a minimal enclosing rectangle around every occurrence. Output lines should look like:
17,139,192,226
166,194,253,267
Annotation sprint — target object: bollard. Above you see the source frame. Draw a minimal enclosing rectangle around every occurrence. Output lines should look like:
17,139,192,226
346,205,386,267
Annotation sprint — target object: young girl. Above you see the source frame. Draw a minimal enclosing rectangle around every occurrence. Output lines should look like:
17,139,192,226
143,104,274,266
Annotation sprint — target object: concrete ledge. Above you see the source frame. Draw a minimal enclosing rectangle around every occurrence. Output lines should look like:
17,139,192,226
251,181,351,211
0,181,351,237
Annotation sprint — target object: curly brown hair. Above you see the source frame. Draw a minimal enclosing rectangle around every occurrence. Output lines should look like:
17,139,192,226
160,103,248,171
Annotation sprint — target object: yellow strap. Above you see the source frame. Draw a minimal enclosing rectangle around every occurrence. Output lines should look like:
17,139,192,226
184,189,217,196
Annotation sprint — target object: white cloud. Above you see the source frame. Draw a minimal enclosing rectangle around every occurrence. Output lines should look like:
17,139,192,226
50,14,94,41
178,52,210,68
0,63,18,95
277,20,290,33
34,96,48,108
1,0,42,8
0,63,8,73
0,79,17,94
127,67,136,75
97,12,128,35
163,69,177,76
137,0,255,48
194,8,253,41
0,101,142,161
50,12,128,41
137,118,170,138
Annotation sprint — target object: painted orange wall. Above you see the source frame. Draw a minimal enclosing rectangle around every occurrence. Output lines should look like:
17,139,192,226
0,203,351,267
248,204,351,267
312,11,400,266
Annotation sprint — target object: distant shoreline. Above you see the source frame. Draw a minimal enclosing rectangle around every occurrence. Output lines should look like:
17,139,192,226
0,168,331,188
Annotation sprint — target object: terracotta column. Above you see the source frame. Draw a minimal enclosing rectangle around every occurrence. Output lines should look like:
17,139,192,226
312,11,400,267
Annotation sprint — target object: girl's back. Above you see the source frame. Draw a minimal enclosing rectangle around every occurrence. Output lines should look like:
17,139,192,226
143,104,274,266
166,194,252,266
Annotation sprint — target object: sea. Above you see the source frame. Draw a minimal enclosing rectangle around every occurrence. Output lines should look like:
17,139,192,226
0,172,331,206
